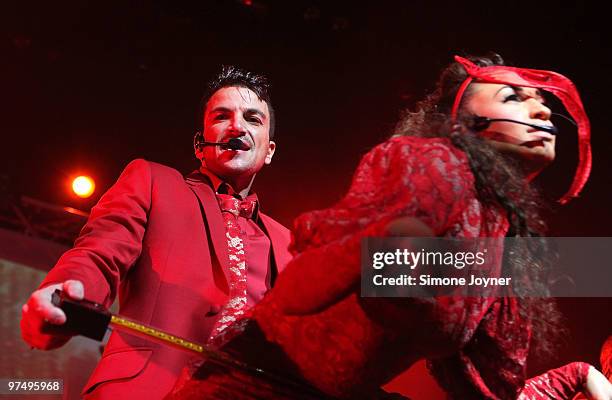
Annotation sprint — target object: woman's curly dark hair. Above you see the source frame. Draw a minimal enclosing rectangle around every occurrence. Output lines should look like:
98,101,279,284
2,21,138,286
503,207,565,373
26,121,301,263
394,53,564,359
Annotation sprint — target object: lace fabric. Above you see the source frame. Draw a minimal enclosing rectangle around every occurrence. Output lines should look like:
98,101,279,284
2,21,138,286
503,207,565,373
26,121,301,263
171,135,534,399
249,136,525,398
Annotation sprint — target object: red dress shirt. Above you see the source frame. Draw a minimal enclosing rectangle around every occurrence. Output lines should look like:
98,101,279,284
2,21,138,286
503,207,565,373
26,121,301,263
199,168,273,308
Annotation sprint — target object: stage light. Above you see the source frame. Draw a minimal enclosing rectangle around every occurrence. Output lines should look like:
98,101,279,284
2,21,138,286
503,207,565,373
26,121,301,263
72,176,95,198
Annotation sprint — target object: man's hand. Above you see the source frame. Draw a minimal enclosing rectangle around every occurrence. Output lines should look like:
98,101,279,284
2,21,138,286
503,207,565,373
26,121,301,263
20,280,84,350
584,365,612,400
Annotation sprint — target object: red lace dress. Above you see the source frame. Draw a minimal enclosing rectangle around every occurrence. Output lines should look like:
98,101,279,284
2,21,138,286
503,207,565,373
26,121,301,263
169,136,589,399
520,362,591,399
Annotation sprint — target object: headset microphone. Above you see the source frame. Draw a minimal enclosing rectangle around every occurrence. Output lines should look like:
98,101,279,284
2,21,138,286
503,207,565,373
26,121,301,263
472,116,558,135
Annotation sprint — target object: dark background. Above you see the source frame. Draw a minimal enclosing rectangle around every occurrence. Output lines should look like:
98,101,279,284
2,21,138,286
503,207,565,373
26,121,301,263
2,0,610,377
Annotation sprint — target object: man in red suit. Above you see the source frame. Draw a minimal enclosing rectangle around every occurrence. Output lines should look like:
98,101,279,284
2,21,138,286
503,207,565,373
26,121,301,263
20,66,292,399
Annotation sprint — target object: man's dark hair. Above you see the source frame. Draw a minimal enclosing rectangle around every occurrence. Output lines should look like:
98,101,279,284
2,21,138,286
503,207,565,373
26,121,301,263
197,65,275,139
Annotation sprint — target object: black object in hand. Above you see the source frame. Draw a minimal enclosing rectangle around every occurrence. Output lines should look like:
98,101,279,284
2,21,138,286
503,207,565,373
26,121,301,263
51,289,111,341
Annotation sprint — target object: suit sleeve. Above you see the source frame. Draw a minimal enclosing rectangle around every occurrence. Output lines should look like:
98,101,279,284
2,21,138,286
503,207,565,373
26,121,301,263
40,159,152,307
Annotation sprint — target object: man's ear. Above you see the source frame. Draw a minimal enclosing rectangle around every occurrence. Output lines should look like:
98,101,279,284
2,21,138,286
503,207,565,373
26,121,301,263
264,141,276,165
195,148,205,164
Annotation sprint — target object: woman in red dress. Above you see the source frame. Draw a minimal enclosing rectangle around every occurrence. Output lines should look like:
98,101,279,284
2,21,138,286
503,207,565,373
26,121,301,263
170,55,610,399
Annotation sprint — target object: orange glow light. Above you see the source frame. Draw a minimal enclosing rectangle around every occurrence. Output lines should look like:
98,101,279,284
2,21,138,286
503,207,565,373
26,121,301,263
72,176,95,198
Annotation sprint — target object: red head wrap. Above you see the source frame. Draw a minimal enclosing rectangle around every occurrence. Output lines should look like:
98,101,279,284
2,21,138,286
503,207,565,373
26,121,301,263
602,335,612,379
451,56,591,204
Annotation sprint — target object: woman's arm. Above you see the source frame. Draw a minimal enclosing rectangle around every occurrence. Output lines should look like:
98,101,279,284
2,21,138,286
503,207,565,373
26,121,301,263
519,362,612,400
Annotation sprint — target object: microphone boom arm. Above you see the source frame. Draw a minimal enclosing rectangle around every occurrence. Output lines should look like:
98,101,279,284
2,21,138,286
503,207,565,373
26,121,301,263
473,117,558,135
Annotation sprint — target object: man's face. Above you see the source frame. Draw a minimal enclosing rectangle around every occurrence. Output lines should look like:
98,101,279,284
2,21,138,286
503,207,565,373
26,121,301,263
200,86,275,181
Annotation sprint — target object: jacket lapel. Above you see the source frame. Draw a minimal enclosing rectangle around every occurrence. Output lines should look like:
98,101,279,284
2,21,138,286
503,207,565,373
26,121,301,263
185,171,231,286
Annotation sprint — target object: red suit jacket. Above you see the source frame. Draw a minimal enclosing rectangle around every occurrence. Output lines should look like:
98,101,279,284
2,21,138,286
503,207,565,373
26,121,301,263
39,159,292,399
